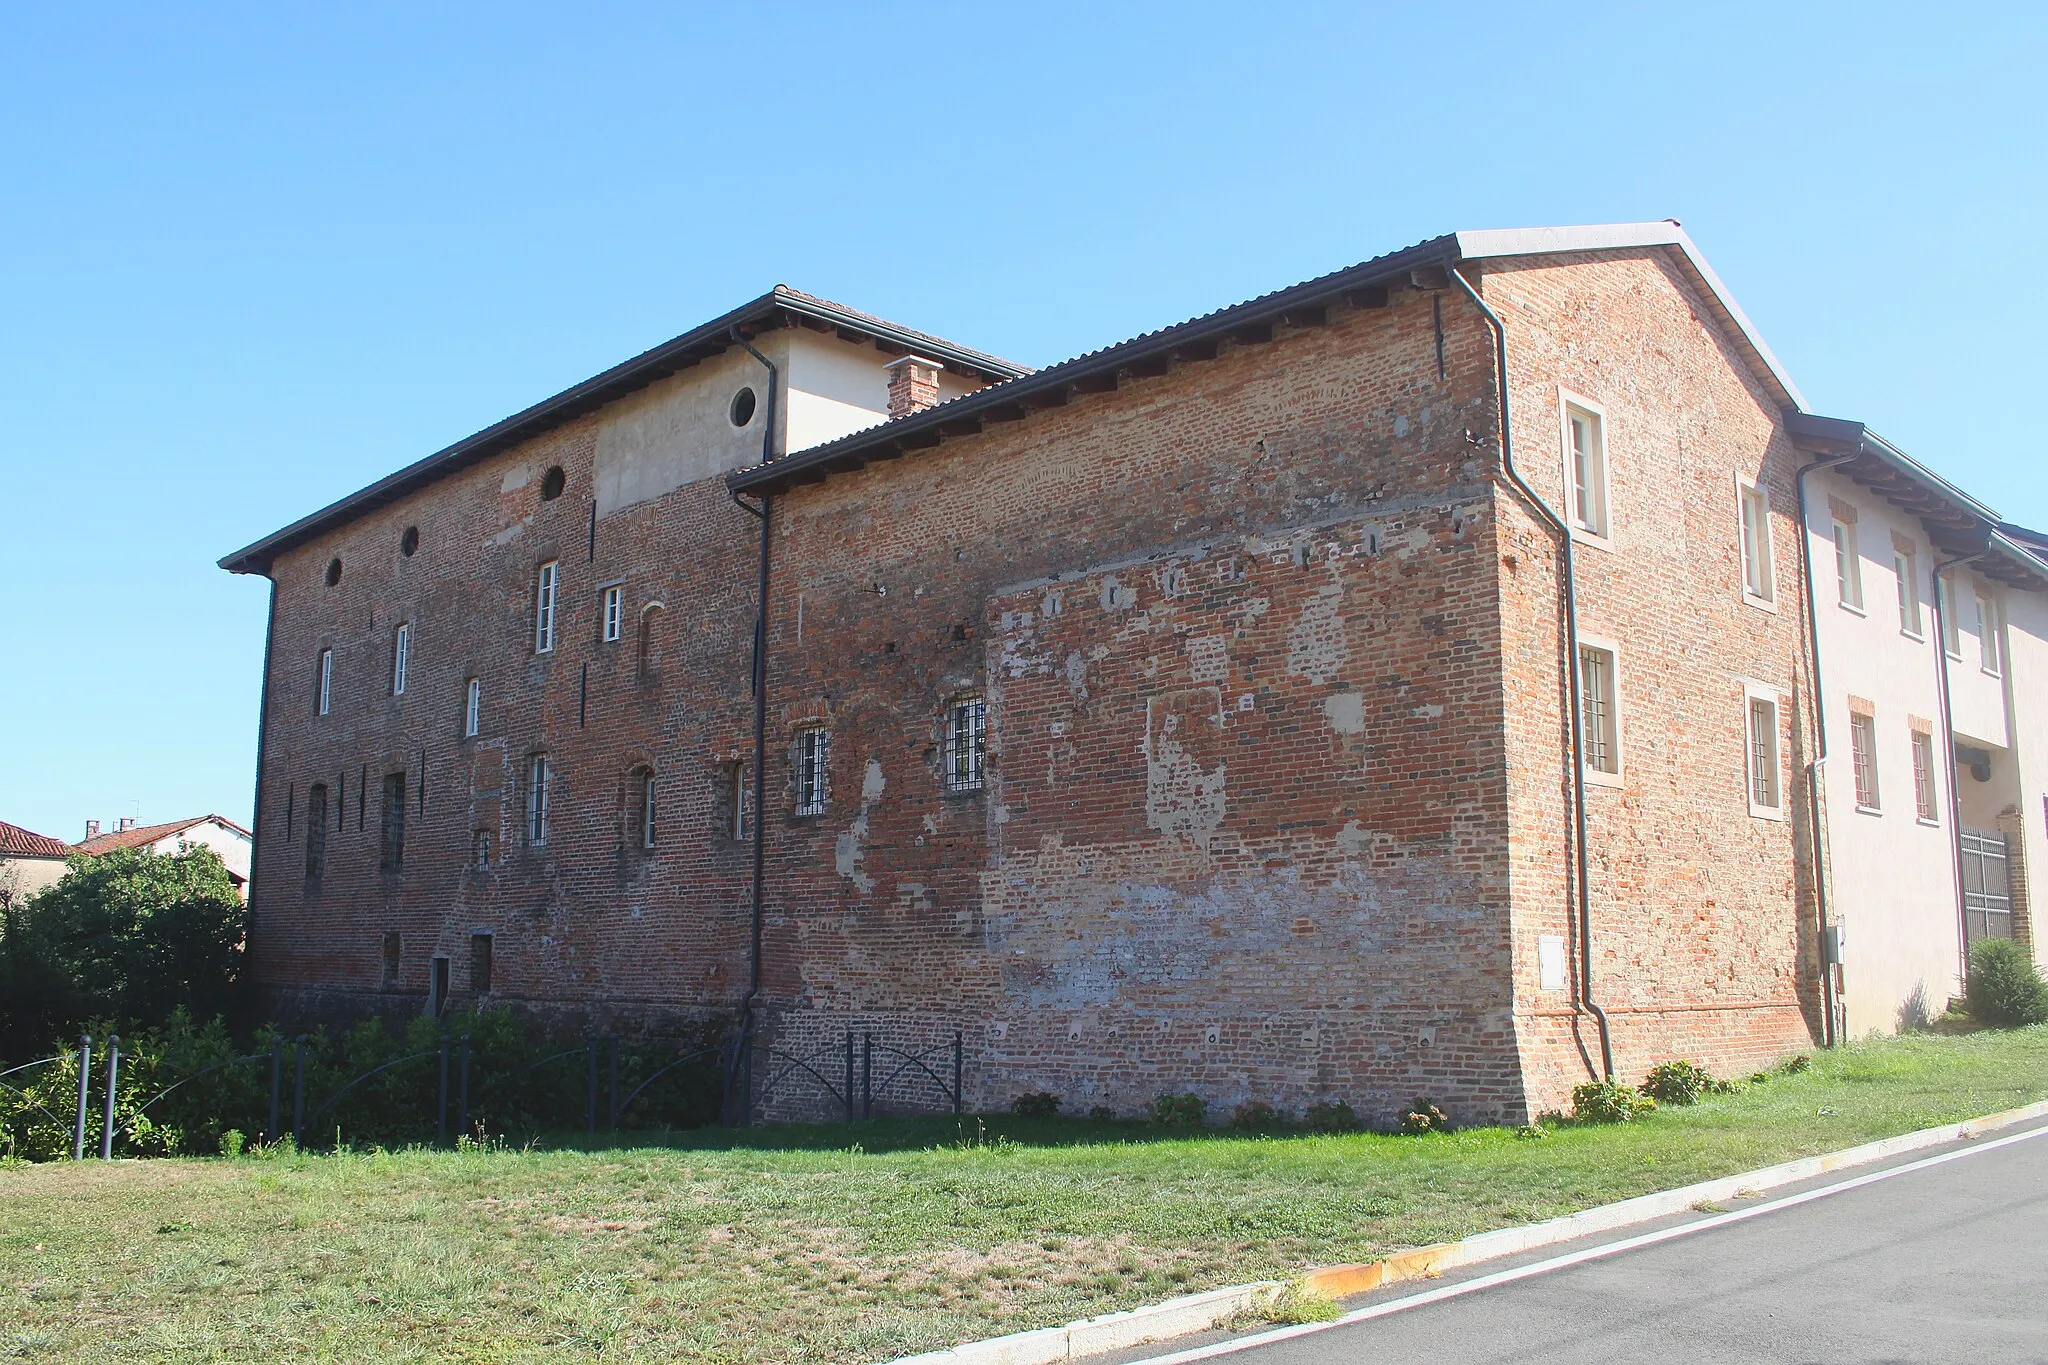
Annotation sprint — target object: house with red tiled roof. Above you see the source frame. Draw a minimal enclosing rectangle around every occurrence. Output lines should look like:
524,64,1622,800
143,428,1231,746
76,815,253,894
0,819,74,905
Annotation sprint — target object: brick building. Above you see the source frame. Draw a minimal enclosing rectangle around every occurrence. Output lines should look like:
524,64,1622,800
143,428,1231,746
221,224,2048,1123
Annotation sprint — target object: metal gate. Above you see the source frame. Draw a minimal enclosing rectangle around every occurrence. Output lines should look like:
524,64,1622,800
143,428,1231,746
1961,828,2013,943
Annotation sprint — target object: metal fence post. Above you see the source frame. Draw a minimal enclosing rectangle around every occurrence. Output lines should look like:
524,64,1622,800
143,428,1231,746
843,1031,855,1125
952,1031,963,1115
437,1033,449,1145
585,1039,597,1134
607,1037,619,1132
267,1038,281,1144
458,1035,471,1144
861,1032,873,1121
100,1036,120,1159
291,1036,306,1147
73,1034,91,1160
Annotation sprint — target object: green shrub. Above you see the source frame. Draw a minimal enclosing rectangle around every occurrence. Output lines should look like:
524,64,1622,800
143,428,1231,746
1641,1059,1716,1106
1778,1054,1811,1075
1399,1098,1449,1134
1148,1093,1206,1128
1571,1079,1656,1124
1303,1100,1359,1133
1086,1105,1115,1122
1230,1100,1281,1130
1261,1285,1342,1325
1964,939,2048,1028
1010,1091,1061,1118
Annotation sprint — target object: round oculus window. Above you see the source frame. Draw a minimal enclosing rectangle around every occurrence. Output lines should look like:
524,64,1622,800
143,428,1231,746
540,465,566,500
325,557,343,587
400,526,419,557
729,387,757,428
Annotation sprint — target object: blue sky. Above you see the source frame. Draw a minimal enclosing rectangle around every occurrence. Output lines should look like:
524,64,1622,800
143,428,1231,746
3,2,2041,842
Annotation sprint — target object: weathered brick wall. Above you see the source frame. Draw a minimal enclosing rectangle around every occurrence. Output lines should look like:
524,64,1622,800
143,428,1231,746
253,410,761,1035
1472,252,1821,1110
755,287,1539,1123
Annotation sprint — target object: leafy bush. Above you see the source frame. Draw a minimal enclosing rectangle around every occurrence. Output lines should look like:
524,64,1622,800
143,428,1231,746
1641,1060,1717,1106
1230,1100,1281,1130
1010,1091,1061,1118
1571,1080,1656,1124
1964,939,2048,1028
1779,1054,1811,1075
1303,1100,1360,1133
1399,1098,1449,1134
1086,1105,1115,1122
1148,1093,1206,1128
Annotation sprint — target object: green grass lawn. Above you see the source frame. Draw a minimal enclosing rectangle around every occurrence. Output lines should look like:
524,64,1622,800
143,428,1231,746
4,1028,2044,1363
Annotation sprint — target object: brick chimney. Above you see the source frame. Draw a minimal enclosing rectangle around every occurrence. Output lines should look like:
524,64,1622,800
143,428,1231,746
118,816,136,833
84,820,100,840
884,355,945,420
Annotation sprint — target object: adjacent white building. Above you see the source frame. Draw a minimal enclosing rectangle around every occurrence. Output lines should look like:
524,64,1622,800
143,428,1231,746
77,814,255,894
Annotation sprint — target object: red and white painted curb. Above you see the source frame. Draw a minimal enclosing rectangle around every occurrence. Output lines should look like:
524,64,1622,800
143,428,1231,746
887,1098,2048,1365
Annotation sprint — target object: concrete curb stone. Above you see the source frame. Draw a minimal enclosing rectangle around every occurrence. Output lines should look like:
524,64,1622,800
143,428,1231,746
885,1097,2048,1365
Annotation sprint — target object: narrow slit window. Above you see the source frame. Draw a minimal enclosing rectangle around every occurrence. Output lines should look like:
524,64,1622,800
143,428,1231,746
317,649,333,716
602,585,624,643
380,772,406,872
945,698,987,791
725,762,751,840
392,622,410,696
464,677,481,737
1746,695,1781,813
642,771,657,849
1565,403,1609,538
1850,711,1881,811
1832,519,1863,610
470,933,493,995
527,755,551,846
1911,729,1939,822
381,931,401,987
305,784,328,878
535,560,559,654
795,728,829,816
1578,645,1620,777
1895,547,1922,637
1738,482,1773,603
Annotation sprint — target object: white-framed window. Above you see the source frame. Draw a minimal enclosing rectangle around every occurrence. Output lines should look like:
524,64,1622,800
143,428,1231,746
1849,711,1880,812
1832,518,1863,611
1894,544,1922,638
1737,479,1774,606
795,727,829,816
1560,392,1611,541
1911,728,1939,824
944,697,987,792
1939,573,1962,658
392,622,410,696
526,754,551,845
602,585,624,643
535,560,559,654
1744,689,1783,818
1577,640,1621,784
317,648,333,716
464,677,481,737
1977,588,2001,675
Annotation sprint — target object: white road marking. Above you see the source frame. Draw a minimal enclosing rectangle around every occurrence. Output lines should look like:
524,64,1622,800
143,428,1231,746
1126,1121,2048,1365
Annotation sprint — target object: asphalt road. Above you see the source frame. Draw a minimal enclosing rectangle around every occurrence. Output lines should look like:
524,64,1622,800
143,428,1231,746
1148,1123,2048,1365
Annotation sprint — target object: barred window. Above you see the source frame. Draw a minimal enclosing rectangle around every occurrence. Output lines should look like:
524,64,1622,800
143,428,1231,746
1578,645,1619,776
380,772,406,872
1850,712,1880,811
1746,695,1781,813
1911,729,1938,823
795,728,829,816
527,755,551,845
944,698,987,791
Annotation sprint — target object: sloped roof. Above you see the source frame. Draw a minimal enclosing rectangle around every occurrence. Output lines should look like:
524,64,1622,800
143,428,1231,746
75,814,252,856
218,287,1030,576
731,221,1800,497
0,820,72,859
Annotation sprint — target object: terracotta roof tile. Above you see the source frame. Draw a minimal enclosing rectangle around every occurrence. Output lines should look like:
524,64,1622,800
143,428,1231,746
74,814,252,856
0,819,73,859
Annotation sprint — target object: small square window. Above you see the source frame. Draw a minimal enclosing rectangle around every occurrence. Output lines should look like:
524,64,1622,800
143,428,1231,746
1563,399,1610,540
603,585,624,643
795,728,829,816
944,698,987,792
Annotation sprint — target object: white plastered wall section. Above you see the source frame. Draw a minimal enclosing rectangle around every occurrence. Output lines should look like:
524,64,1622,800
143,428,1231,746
782,330,983,452
151,820,254,887
1997,585,2048,969
1806,469,1960,1034
1945,568,2010,753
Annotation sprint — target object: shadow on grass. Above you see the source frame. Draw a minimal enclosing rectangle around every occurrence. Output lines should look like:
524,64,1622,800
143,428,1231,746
501,1112,1336,1156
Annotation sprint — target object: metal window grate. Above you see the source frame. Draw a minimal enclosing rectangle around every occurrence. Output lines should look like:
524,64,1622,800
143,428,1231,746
1748,698,1779,809
1911,731,1938,821
1849,713,1880,809
796,729,829,816
1961,828,2012,943
945,699,986,791
1578,646,1616,774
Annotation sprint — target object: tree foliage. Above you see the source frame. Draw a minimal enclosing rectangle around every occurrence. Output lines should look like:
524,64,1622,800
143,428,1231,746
0,846,246,1060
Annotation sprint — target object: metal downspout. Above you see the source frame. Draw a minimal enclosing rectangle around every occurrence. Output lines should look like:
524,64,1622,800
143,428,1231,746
1448,264,1614,1081
1795,453,1857,1047
1932,551,1986,990
727,325,779,1125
